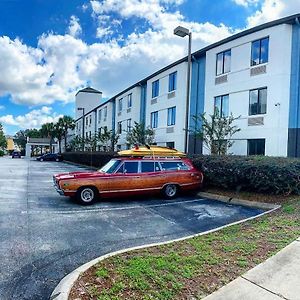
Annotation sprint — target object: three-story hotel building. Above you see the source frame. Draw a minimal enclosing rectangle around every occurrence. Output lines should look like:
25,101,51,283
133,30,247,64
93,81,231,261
74,14,300,157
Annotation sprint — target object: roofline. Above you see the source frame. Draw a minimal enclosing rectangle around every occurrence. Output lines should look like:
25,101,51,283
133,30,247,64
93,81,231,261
75,88,103,96
75,13,300,122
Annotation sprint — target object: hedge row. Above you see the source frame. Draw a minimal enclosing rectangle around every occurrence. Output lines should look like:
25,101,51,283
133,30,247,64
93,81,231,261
191,155,300,195
62,151,116,169
62,152,300,195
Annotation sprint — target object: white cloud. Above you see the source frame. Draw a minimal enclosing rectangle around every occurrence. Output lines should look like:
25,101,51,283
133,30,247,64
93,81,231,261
0,105,5,110
247,0,300,27
2,0,299,112
0,106,63,129
68,15,82,37
232,0,259,7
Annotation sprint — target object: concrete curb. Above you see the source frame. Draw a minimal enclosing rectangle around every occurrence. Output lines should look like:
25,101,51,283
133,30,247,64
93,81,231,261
198,192,280,210
50,194,280,300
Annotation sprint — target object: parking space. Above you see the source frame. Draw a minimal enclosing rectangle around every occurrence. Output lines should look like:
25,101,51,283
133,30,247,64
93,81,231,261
0,157,265,300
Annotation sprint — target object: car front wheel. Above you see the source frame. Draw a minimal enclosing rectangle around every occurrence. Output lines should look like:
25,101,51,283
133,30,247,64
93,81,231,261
162,184,178,199
76,187,98,205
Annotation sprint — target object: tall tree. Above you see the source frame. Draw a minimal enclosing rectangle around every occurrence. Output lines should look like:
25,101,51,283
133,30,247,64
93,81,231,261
40,122,56,153
126,122,155,146
14,129,42,150
57,116,75,152
98,127,119,151
0,123,7,151
190,109,240,155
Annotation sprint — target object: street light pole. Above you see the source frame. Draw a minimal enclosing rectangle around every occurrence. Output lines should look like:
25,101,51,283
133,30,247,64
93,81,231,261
77,107,85,151
174,26,192,154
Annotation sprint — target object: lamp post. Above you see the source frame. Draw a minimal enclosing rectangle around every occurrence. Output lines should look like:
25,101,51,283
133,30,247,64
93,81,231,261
174,26,192,154
77,107,85,151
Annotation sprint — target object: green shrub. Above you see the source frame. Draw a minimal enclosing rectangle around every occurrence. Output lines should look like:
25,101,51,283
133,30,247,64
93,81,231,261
0,150,4,156
62,151,116,168
190,155,300,195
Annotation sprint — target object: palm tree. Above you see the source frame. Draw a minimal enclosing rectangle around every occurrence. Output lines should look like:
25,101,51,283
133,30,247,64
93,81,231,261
57,116,75,152
40,122,56,153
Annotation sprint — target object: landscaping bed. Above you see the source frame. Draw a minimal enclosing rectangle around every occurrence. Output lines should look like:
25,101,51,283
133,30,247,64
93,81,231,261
69,195,300,300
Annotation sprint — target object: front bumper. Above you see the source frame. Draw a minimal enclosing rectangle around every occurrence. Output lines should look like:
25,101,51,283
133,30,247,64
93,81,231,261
53,177,65,195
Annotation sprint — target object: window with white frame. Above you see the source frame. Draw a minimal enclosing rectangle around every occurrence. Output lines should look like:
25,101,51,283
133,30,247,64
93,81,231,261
214,94,229,117
251,37,269,66
152,80,159,98
85,117,88,126
127,94,132,108
168,71,177,92
89,115,92,125
167,107,176,126
216,49,231,76
151,111,158,128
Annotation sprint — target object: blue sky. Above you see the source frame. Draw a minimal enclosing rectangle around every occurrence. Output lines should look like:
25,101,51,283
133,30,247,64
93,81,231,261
0,0,298,135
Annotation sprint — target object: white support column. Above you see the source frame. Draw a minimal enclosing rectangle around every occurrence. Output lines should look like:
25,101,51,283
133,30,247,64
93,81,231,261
25,144,31,157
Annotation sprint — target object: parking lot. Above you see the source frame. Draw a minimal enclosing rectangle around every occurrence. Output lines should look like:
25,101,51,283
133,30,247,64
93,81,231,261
0,157,265,300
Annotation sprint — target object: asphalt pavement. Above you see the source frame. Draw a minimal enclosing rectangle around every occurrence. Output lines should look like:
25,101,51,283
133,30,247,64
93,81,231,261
0,156,264,300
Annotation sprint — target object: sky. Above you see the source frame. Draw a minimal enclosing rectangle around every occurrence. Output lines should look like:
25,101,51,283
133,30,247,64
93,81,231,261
0,0,300,135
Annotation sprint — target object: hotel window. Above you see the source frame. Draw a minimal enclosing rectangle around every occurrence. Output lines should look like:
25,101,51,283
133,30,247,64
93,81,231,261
152,80,159,98
128,94,132,108
118,98,123,112
249,87,267,115
166,142,175,149
248,139,265,155
214,94,229,117
216,49,231,76
85,117,88,126
117,121,122,134
251,37,269,66
98,109,102,122
127,119,132,132
168,71,177,92
89,115,92,125
151,111,158,128
104,107,107,119
167,106,176,126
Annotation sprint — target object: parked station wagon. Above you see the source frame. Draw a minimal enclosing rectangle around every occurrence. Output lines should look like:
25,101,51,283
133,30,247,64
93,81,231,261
53,148,203,205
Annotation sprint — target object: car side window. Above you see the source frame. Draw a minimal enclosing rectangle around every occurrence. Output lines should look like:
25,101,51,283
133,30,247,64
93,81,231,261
141,162,154,173
117,161,139,174
160,161,190,171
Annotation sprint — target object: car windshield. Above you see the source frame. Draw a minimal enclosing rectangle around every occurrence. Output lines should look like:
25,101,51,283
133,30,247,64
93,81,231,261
99,159,121,174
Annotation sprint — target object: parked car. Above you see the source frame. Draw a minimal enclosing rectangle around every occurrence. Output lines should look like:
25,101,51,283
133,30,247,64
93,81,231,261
12,151,21,158
37,153,63,162
53,155,203,205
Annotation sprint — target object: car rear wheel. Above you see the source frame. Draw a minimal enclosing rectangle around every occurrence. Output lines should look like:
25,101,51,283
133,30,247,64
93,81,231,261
76,187,98,205
40,158,44,162
162,184,178,199
55,158,59,162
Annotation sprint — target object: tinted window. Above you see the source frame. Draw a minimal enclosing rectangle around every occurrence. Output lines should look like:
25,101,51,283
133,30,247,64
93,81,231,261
141,162,154,173
249,88,267,115
248,139,265,155
251,37,269,66
123,162,139,173
160,161,189,171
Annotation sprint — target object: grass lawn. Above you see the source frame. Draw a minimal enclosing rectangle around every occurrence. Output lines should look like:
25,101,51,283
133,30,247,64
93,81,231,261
69,194,300,300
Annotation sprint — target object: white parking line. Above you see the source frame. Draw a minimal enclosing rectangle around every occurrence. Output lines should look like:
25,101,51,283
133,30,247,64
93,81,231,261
21,198,207,215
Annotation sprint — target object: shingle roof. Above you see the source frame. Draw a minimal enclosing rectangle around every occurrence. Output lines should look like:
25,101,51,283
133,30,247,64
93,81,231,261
75,87,102,96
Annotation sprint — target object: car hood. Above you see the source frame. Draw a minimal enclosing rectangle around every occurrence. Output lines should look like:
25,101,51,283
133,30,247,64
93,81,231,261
54,171,108,180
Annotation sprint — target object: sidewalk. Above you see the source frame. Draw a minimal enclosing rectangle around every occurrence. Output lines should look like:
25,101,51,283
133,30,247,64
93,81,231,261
204,237,300,300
